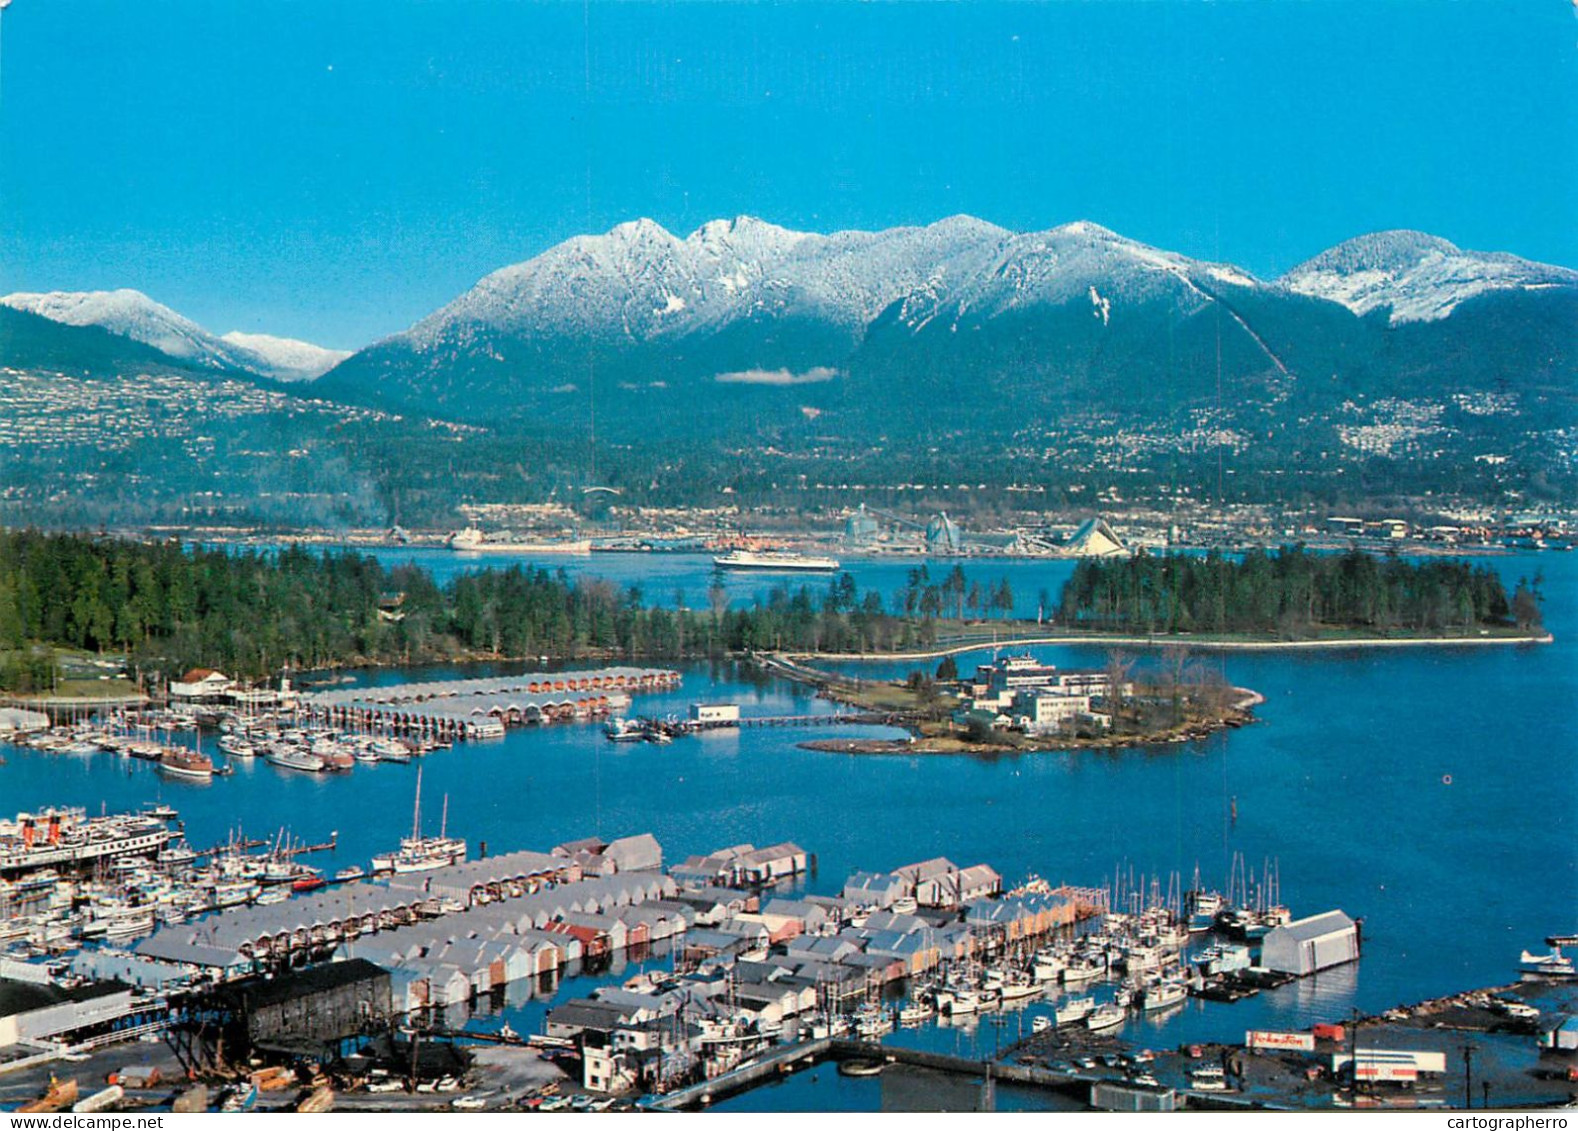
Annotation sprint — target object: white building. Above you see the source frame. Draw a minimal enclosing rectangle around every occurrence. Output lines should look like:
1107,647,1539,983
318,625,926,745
689,703,740,724
169,668,233,700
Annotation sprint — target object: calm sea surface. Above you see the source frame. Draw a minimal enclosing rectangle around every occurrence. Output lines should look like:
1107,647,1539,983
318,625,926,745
3,549,1572,1106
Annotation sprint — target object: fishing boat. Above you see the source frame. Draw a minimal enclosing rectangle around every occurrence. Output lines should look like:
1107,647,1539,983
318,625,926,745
157,749,214,781
292,871,326,893
937,986,981,1015
1140,981,1188,1011
712,549,840,572
898,1001,935,1025
1086,1003,1127,1032
334,865,367,882
1055,996,1095,1025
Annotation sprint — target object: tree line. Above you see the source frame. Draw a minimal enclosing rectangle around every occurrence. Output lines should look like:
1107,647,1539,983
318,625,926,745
1057,546,1541,637
1,531,1543,693
0,531,1028,689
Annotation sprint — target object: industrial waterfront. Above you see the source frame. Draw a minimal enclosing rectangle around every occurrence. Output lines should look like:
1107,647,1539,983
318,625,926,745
0,549,1572,1111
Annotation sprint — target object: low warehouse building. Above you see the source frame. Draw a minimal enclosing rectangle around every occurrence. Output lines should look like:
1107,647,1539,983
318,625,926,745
0,978,134,1049
1259,910,1360,976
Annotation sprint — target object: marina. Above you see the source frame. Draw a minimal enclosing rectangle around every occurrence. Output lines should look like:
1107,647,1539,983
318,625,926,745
0,550,1572,1111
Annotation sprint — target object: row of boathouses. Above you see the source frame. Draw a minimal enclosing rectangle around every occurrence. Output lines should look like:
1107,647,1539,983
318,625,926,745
301,669,683,739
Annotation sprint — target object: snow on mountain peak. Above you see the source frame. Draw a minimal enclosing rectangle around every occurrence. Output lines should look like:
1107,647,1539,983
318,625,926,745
1,288,215,360
1,287,353,380
219,332,352,382
1281,230,1578,324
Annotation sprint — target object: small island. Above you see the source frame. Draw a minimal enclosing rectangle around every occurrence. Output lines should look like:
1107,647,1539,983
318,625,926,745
775,648,1262,757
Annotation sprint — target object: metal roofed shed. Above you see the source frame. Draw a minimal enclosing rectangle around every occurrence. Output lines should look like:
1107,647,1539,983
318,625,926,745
1260,910,1360,976
0,978,134,1049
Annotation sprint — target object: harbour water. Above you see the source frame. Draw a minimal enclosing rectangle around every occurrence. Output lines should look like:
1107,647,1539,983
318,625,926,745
2,550,1572,1108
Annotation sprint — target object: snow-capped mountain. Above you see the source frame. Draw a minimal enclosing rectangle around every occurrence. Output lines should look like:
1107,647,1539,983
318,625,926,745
317,215,1576,436
219,331,351,382
1279,230,1578,325
397,214,1012,351
0,289,347,381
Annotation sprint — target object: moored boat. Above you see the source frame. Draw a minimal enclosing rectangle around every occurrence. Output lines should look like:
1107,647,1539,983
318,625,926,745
157,749,214,781
1055,996,1095,1025
1086,1003,1127,1031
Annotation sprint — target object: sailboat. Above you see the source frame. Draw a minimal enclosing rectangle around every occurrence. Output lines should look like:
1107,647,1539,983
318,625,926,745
370,766,466,874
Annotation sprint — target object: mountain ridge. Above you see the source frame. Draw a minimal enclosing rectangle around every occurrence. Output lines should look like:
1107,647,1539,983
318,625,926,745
0,288,350,382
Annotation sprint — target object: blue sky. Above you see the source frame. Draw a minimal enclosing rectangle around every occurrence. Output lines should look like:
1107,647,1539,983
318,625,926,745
0,1,1573,350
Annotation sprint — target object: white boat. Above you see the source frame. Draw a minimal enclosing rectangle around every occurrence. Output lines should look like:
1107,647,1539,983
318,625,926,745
999,979,1039,1002
1520,947,1576,978
216,736,255,758
712,550,840,572
449,528,591,555
1032,953,1066,982
1086,1003,1127,1032
1188,891,1223,933
1062,962,1103,986
264,746,327,773
898,1001,934,1025
1055,996,1095,1025
603,718,644,743
938,987,980,1015
1031,1015,1053,1034
372,768,466,874
1140,981,1188,1011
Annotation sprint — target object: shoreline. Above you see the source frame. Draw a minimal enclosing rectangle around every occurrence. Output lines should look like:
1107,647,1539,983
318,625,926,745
797,631,1554,663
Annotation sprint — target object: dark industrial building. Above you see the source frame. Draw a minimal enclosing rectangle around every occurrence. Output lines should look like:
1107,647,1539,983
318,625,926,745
169,958,393,1071
234,959,392,1052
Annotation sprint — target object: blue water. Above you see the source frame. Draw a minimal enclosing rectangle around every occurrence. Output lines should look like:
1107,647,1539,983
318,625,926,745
3,550,1573,1102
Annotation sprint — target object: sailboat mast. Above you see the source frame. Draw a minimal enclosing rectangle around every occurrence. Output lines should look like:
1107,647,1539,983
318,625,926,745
412,765,423,841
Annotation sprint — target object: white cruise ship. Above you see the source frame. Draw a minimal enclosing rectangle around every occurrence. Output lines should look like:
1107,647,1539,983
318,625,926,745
712,550,840,572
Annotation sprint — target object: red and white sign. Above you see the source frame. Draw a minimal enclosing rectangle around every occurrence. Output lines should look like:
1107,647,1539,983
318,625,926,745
1246,1030,1316,1052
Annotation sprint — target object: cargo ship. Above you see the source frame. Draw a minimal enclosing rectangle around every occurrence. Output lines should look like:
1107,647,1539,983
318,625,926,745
712,550,840,572
448,528,591,555
0,807,178,877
